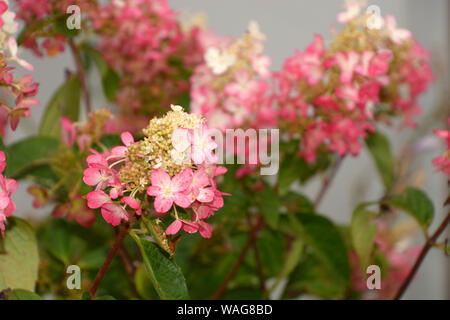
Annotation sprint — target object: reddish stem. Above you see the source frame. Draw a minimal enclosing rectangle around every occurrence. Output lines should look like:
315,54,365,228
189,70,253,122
89,223,130,299
393,210,450,299
210,216,264,300
68,39,92,114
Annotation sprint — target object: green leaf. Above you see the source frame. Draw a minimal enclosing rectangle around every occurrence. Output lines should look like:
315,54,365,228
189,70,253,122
132,234,189,300
78,247,108,270
258,188,280,229
282,192,315,214
387,187,434,228
40,75,81,138
289,214,350,285
0,218,39,291
365,131,395,191
54,16,80,38
89,49,120,101
5,289,42,300
134,264,157,300
284,252,345,299
351,205,377,270
46,220,71,265
278,153,330,196
256,229,285,277
4,136,59,178
278,156,306,196
275,238,303,282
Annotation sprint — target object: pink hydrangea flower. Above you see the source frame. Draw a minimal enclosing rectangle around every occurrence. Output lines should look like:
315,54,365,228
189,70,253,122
432,118,450,176
384,14,411,45
0,151,18,237
146,168,193,213
335,51,359,84
189,124,218,165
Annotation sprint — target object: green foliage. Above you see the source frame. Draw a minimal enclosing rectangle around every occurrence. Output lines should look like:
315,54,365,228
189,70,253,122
278,149,330,196
288,213,350,287
351,205,377,271
40,75,81,138
2,136,59,179
54,16,80,38
87,48,120,102
365,131,395,191
256,229,285,277
133,234,189,300
0,218,39,292
4,289,42,300
282,192,315,214
387,187,434,228
134,264,158,300
257,188,280,229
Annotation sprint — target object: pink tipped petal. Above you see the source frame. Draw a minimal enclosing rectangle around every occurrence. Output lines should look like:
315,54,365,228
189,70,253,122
154,196,173,213
0,151,5,173
110,146,128,157
165,219,183,235
146,185,160,197
101,203,127,226
197,187,215,203
172,168,193,192
4,178,18,194
150,169,171,188
83,168,102,186
182,220,199,234
196,205,213,220
86,190,111,209
121,131,134,146
214,166,228,176
121,196,140,210
198,221,213,238
0,195,10,209
173,193,191,208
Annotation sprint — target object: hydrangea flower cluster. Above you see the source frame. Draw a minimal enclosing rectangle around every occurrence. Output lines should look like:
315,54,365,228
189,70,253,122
190,21,275,131
89,0,204,132
275,2,433,163
432,118,450,176
0,150,17,237
83,105,229,238
0,0,39,135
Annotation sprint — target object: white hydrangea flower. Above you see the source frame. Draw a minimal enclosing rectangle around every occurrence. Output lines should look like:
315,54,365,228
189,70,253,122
204,47,236,75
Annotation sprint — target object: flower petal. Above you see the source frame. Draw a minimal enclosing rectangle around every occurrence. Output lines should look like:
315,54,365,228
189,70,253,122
86,190,111,209
165,219,183,235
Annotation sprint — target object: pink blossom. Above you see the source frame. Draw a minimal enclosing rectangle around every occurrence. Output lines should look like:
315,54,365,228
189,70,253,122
101,203,128,226
225,70,260,102
120,196,142,216
252,55,271,79
384,14,411,45
0,151,18,237
432,118,450,176
121,131,134,147
61,117,76,147
146,168,193,213
336,0,361,23
86,190,111,209
189,124,218,165
335,51,359,84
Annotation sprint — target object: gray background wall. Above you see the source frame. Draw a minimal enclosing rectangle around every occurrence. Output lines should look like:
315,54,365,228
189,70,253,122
7,0,449,299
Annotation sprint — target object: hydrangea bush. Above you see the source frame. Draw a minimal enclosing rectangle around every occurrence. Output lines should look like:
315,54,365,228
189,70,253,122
0,0,448,300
